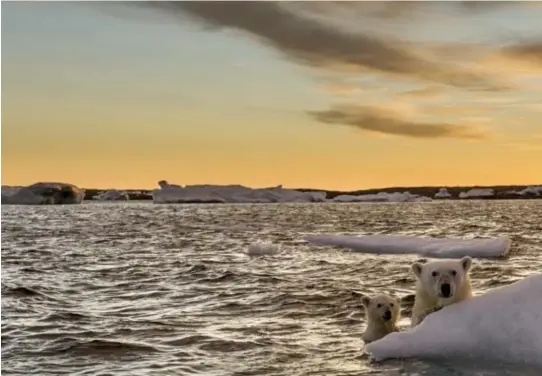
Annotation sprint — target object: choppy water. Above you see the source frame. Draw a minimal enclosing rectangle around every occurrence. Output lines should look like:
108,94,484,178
2,200,542,376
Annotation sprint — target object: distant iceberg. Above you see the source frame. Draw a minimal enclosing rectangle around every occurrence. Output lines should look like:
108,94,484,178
434,187,452,199
459,188,494,198
518,186,542,196
1,185,23,197
1,182,85,205
305,234,511,259
412,195,432,202
152,180,327,204
332,191,431,203
366,273,542,367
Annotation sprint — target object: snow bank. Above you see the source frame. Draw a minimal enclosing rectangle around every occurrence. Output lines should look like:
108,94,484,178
332,191,431,203
153,181,326,204
1,182,85,205
304,234,511,259
459,188,494,198
93,190,129,201
247,242,280,256
366,273,542,367
434,188,451,199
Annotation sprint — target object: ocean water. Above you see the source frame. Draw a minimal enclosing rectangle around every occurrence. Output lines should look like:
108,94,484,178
1,200,541,376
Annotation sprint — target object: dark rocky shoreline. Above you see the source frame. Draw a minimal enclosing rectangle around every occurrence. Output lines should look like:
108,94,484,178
82,185,542,201
84,190,151,201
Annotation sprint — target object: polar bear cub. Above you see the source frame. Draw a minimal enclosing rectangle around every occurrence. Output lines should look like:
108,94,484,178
410,256,473,328
361,294,401,344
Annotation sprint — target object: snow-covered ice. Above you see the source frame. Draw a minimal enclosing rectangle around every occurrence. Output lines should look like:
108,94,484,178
304,234,511,259
152,181,327,204
518,186,542,196
1,186,23,196
434,188,452,199
332,191,431,203
1,182,85,205
459,188,495,198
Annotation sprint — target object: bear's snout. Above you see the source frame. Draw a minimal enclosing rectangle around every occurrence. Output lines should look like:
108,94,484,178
440,283,452,298
383,309,392,321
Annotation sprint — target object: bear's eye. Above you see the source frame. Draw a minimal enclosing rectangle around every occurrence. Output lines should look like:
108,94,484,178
376,303,382,308
431,271,439,277
390,303,394,308
451,270,457,276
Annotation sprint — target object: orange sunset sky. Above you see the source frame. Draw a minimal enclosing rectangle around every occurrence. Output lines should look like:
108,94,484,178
2,1,542,190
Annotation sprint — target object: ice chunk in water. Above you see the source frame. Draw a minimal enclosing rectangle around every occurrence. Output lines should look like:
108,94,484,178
305,234,511,259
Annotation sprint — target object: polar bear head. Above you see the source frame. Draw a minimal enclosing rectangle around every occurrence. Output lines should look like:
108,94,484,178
411,256,472,300
362,294,400,324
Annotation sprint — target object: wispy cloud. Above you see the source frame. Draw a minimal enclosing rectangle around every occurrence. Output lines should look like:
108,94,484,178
129,1,505,91
397,86,444,99
109,1,542,145
502,40,542,65
308,105,486,140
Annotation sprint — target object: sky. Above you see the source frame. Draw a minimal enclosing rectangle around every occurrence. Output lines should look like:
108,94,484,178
2,1,542,190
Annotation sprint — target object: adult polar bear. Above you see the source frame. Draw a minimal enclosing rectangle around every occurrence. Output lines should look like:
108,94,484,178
410,256,473,327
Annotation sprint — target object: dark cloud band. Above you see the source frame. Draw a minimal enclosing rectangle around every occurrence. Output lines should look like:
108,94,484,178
309,105,486,140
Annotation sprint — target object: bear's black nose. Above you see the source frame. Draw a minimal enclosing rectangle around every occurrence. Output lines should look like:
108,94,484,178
383,310,392,321
441,283,451,298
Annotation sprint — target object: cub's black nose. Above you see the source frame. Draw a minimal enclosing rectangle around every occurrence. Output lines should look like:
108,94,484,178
441,283,451,298
383,310,392,321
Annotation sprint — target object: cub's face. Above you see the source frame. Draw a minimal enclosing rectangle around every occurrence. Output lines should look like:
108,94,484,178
411,256,472,300
362,294,400,324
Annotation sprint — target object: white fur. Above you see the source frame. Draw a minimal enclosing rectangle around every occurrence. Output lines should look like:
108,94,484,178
410,256,473,328
362,294,401,344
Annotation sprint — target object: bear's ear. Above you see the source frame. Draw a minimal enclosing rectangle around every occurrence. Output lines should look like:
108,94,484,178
460,256,472,272
361,296,371,307
411,262,423,278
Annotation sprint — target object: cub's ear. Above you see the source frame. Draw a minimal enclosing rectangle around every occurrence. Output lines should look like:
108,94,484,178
361,296,371,307
411,262,424,278
460,256,472,272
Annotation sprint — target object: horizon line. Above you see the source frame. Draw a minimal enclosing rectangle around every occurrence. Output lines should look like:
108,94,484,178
3,182,539,193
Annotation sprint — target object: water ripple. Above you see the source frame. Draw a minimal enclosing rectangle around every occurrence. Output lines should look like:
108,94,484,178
2,200,541,375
